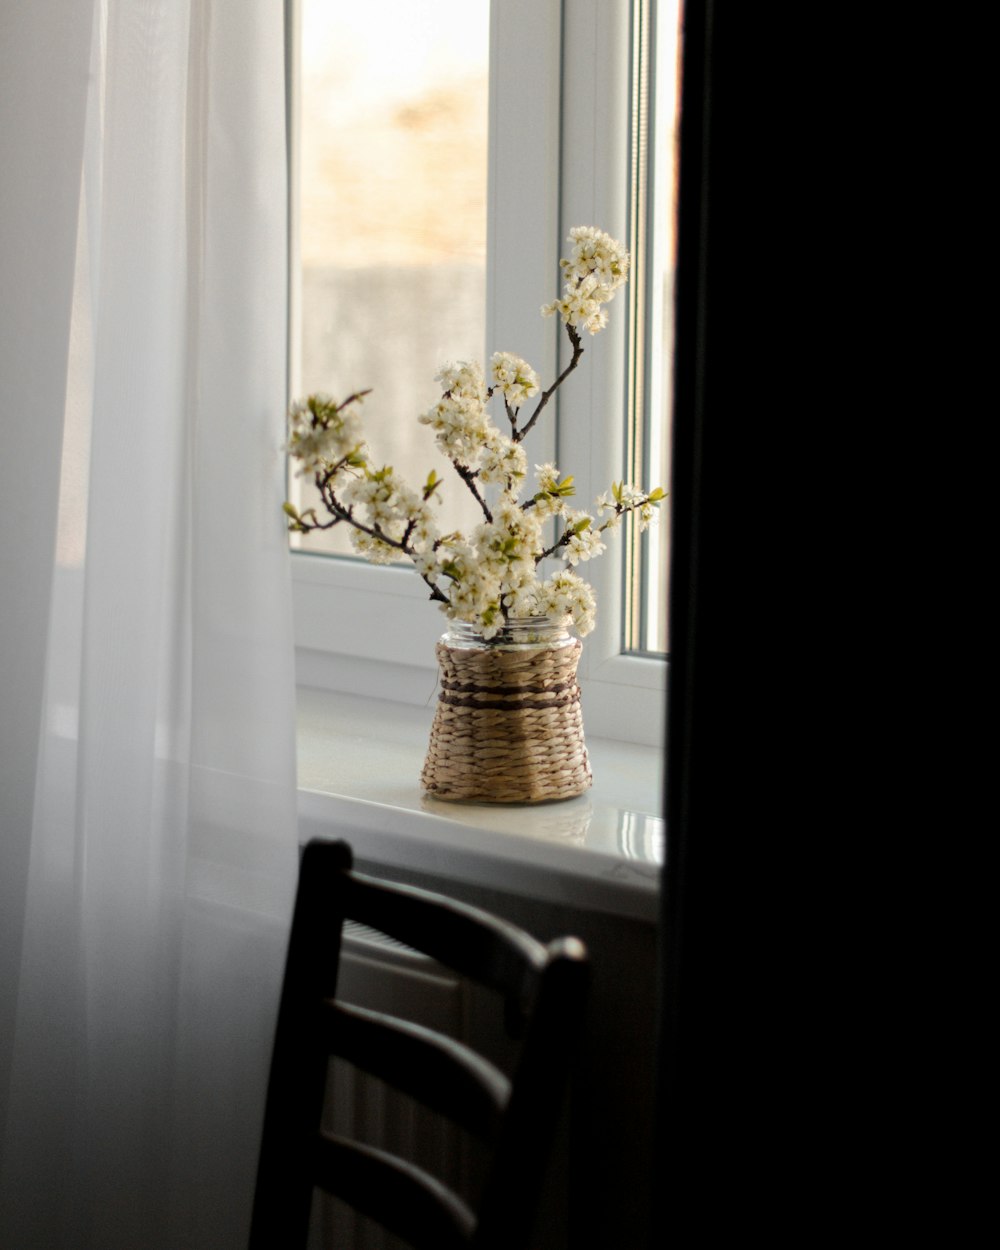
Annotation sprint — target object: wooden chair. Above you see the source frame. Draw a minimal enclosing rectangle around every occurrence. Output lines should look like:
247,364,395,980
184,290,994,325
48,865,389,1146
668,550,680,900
249,838,589,1250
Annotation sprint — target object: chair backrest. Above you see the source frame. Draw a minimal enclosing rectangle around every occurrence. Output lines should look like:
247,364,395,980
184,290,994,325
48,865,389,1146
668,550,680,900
249,838,589,1250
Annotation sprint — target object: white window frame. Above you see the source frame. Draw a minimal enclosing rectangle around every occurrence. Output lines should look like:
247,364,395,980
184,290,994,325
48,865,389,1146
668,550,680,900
288,0,666,748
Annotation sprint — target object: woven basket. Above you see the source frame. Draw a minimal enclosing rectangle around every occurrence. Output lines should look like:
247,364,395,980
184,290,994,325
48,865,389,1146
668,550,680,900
421,620,592,804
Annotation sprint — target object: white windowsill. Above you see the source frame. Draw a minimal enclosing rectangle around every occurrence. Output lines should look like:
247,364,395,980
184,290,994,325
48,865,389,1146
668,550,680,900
296,686,664,925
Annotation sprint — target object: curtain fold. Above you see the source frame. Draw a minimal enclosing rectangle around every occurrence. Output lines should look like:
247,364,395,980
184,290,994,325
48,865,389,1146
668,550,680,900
0,3,299,1246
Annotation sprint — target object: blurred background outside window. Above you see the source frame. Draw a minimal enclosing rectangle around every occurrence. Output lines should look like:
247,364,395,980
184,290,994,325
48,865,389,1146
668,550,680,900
288,0,490,556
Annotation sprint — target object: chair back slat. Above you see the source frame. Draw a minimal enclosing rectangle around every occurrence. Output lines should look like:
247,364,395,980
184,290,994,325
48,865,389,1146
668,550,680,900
322,1000,510,1141
343,870,549,1011
315,1134,475,1250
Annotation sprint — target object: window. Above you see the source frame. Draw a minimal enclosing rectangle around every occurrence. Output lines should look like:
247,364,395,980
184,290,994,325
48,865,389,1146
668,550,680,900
286,0,680,747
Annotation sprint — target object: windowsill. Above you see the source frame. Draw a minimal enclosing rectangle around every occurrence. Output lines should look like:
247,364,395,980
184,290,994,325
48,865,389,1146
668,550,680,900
296,686,664,924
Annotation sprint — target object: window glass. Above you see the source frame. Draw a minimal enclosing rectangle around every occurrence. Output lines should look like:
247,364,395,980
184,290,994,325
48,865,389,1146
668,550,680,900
289,0,491,557
625,0,682,655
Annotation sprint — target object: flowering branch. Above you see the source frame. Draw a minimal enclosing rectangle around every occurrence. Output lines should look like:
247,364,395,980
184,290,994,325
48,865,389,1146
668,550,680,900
283,228,665,639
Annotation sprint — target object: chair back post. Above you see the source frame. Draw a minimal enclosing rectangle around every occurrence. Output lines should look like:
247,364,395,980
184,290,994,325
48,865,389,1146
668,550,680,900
473,938,590,1250
249,840,353,1249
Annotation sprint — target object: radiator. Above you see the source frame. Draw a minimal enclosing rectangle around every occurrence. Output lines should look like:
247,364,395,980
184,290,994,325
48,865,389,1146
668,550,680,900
308,921,480,1250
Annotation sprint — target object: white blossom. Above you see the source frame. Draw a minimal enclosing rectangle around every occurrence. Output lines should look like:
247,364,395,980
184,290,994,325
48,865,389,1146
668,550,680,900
595,482,662,535
531,462,573,518
479,431,527,487
490,352,540,410
446,566,501,632
637,502,657,532
472,507,540,587
502,576,543,618
496,493,543,545
286,392,366,475
435,360,488,403
349,529,398,565
561,510,605,564
563,226,630,291
541,227,630,335
413,548,441,579
417,360,492,466
408,509,440,553
535,569,597,636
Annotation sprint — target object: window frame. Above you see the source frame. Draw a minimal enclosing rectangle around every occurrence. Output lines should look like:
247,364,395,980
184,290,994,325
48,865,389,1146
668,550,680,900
286,0,667,748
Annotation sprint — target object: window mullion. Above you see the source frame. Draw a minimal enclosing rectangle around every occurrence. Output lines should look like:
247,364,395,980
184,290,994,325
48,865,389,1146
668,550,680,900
487,0,563,473
557,0,632,678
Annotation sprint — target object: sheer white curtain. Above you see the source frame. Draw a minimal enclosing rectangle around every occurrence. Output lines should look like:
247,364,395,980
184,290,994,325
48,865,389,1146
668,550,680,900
0,3,298,1247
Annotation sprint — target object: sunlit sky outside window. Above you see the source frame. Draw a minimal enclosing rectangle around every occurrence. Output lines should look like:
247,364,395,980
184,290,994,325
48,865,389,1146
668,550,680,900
300,0,489,269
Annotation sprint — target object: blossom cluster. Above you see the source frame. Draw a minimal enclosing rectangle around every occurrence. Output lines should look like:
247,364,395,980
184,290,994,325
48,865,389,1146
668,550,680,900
490,351,540,411
284,229,663,640
541,226,630,335
417,361,491,466
286,392,366,474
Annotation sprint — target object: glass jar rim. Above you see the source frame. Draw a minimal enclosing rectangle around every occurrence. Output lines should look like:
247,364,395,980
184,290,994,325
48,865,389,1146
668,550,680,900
443,613,575,650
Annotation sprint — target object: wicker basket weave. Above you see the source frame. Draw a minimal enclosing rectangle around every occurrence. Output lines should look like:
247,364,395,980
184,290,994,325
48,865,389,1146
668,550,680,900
421,630,592,804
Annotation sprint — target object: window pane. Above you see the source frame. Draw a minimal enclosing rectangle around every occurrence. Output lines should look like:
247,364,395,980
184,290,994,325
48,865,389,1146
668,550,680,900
289,0,491,557
625,0,682,654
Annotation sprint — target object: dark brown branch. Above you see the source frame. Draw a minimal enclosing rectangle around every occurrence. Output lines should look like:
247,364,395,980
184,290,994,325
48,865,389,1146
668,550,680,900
535,529,575,564
310,479,423,555
289,510,339,532
514,324,584,444
452,461,493,523
418,573,450,605
485,383,518,436
304,388,371,436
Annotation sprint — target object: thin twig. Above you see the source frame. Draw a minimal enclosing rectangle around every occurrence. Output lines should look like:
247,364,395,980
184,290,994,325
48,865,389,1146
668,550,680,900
536,530,574,564
503,394,517,435
330,387,372,411
514,324,584,444
452,461,493,523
